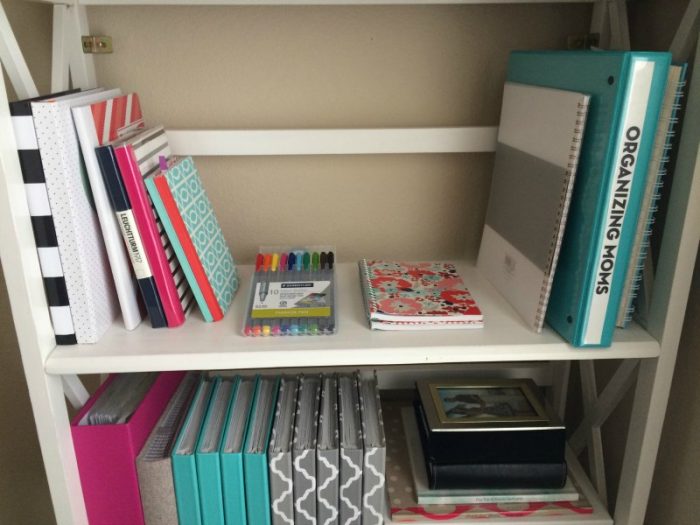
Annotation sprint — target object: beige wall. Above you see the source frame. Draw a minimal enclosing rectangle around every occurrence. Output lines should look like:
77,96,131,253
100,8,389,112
0,1,696,524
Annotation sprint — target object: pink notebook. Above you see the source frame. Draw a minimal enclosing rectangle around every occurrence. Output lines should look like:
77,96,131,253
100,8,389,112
71,372,185,525
114,127,186,327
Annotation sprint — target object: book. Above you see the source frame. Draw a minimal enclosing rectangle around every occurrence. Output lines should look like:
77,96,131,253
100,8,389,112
477,82,590,333
172,377,215,525
382,400,593,522
71,372,185,525
401,407,578,504
32,89,122,343
316,375,340,525
9,89,79,345
617,64,688,327
147,155,238,322
359,375,386,525
338,374,363,525
268,376,299,525
196,378,235,525
113,127,194,327
72,93,146,331
95,143,166,328
137,373,198,525
220,376,256,525
358,260,483,330
508,50,672,347
243,376,280,525
293,375,321,525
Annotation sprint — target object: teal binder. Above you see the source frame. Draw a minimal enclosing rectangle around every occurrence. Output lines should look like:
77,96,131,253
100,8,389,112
220,377,255,525
243,377,280,525
172,377,214,525
508,50,671,347
196,378,234,525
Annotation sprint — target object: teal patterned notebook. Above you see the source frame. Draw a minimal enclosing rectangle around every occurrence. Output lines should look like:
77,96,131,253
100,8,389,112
150,156,238,321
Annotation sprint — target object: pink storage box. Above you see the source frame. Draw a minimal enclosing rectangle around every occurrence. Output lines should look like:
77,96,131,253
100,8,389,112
71,372,185,525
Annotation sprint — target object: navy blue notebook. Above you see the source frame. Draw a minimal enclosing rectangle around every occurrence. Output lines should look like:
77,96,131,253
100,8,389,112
96,145,167,328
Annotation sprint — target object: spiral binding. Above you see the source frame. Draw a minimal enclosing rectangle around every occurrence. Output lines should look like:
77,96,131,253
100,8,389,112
534,100,590,331
618,73,687,326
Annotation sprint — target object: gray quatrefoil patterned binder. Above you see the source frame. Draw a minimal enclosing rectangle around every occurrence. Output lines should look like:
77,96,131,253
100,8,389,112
293,375,322,525
317,375,340,525
338,374,363,525
268,377,299,525
360,375,386,525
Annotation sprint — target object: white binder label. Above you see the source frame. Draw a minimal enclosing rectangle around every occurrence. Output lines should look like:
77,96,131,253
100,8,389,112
116,210,152,280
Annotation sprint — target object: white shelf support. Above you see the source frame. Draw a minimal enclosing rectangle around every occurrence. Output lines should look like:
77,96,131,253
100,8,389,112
669,0,700,63
61,375,89,409
0,1,38,99
66,1,97,90
580,361,608,507
590,0,630,51
51,4,71,93
614,35,700,525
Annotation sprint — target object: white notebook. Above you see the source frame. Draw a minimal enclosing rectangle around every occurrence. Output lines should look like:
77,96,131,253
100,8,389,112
477,82,590,332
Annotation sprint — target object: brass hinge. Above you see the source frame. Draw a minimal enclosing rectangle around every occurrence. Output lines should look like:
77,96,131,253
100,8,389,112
81,36,113,54
567,33,601,50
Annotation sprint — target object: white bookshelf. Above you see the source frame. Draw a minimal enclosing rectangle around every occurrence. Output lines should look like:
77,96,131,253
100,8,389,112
0,1,698,524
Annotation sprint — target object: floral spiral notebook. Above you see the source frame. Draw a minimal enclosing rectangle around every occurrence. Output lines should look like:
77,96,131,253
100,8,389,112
358,260,483,330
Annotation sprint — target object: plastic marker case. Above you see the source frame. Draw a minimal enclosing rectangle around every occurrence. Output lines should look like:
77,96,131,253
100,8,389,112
243,246,336,336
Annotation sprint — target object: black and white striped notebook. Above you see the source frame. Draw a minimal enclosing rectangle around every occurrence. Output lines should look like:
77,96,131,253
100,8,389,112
10,91,78,345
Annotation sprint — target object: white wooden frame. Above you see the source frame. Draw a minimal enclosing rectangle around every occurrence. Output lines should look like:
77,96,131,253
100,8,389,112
0,1,698,524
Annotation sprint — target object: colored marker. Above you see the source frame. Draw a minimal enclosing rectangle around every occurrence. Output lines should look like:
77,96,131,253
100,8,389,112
326,251,335,334
309,252,320,334
281,252,296,335
245,253,265,335
290,252,303,335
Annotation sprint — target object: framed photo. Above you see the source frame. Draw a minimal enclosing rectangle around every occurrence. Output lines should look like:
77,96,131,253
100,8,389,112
417,379,556,431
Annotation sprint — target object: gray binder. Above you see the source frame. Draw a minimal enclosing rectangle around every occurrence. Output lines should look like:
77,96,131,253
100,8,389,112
293,375,322,525
338,374,363,525
317,375,340,525
359,375,386,525
136,373,198,525
268,376,299,525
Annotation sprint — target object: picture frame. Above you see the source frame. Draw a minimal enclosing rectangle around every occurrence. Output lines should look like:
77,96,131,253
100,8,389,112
416,378,558,431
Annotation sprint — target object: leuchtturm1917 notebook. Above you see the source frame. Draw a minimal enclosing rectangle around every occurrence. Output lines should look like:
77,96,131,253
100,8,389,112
317,375,340,525
358,260,483,330
32,89,122,343
293,375,322,525
72,93,146,331
114,126,194,327
268,376,299,525
137,373,198,525
10,89,79,344
147,155,238,322
508,50,671,347
477,82,590,333
221,376,256,525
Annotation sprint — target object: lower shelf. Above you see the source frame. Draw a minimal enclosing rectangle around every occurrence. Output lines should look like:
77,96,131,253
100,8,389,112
44,261,660,375
381,399,612,525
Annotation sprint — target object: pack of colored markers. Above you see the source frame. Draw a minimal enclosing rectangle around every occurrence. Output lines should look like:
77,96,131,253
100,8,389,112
243,246,336,336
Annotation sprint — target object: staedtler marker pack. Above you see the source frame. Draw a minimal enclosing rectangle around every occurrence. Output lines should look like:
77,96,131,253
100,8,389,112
243,246,336,336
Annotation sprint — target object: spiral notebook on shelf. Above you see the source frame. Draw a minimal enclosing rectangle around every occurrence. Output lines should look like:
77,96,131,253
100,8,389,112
617,64,688,327
476,82,590,333
358,260,483,330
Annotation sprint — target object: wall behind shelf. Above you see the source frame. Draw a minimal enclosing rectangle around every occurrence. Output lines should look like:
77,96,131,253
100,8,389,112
87,3,591,263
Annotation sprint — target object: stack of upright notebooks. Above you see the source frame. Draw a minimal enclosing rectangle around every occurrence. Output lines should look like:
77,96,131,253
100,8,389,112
412,379,566,492
72,372,386,524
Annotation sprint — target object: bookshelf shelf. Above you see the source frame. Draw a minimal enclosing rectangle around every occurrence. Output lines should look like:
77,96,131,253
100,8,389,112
0,1,698,525
44,262,661,375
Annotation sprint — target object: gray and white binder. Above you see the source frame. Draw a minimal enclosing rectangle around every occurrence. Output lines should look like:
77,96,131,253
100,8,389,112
268,377,299,525
317,375,340,525
136,373,198,525
338,374,363,525
293,375,322,525
359,375,386,525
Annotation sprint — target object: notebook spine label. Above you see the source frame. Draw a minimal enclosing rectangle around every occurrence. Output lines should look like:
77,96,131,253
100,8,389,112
535,99,590,331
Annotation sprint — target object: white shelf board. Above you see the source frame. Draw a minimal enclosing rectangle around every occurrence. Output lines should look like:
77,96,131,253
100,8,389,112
32,0,596,6
384,447,612,524
44,262,660,375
